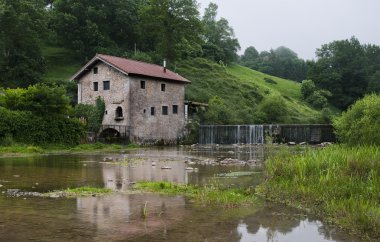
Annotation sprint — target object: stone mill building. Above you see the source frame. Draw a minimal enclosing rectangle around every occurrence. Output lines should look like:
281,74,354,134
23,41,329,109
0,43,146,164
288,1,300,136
71,54,191,143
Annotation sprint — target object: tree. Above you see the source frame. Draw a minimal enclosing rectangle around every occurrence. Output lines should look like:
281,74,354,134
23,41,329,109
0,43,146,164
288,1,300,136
240,46,259,69
334,94,380,145
0,84,71,116
138,0,202,62
240,46,307,81
367,70,380,93
300,80,316,100
51,0,141,60
307,37,368,109
201,3,240,63
259,93,288,123
0,0,47,87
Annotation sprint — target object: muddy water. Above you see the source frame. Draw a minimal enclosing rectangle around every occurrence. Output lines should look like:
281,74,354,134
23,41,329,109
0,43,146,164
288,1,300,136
0,146,360,241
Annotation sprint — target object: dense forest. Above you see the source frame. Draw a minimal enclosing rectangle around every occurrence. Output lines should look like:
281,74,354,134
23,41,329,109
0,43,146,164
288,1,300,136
0,0,380,142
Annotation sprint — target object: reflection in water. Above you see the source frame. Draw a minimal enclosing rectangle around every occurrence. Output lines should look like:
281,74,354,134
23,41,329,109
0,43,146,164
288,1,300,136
76,194,187,240
0,147,363,241
235,204,357,242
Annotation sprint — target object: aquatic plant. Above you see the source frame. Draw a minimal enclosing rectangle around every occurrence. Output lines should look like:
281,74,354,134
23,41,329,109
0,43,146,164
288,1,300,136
257,145,380,239
60,187,112,196
134,181,256,208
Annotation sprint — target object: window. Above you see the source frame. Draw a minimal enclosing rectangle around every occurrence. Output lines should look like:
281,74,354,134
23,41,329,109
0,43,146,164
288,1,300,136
115,107,123,120
141,80,145,89
173,105,178,114
93,82,98,91
162,106,168,115
161,83,166,92
103,81,110,90
93,67,98,74
151,107,155,116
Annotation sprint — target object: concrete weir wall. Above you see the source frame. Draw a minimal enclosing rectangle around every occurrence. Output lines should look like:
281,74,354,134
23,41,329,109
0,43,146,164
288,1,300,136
198,124,336,145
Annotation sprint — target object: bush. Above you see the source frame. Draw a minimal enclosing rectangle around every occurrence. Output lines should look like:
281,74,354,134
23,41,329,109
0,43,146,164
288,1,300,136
259,93,288,123
0,107,85,145
74,97,105,132
334,94,380,145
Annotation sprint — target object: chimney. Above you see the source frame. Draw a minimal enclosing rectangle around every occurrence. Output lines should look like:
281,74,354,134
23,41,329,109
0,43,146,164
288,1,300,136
163,59,167,73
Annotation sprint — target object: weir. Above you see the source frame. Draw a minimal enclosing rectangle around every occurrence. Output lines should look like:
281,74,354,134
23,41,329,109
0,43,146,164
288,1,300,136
198,124,335,144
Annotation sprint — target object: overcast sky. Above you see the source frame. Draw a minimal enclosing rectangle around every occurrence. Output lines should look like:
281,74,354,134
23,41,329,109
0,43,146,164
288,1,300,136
197,0,380,60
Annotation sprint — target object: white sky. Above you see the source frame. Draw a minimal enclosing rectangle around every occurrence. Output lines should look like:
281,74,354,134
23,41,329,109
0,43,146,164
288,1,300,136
197,0,380,60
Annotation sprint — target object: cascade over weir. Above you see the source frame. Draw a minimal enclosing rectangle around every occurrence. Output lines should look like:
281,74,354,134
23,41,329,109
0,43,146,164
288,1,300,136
199,124,335,145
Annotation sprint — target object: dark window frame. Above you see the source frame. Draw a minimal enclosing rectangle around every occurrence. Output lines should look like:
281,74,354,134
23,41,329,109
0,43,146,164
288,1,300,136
162,106,168,115
141,80,145,89
93,82,98,91
151,107,155,116
103,80,110,90
161,83,166,92
173,105,178,114
93,67,98,74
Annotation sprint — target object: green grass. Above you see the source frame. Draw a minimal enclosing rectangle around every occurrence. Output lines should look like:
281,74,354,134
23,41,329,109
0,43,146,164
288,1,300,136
257,145,380,240
134,181,256,208
0,142,138,156
42,45,82,82
177,58,330,124
44,186,113,197
63,186,112,195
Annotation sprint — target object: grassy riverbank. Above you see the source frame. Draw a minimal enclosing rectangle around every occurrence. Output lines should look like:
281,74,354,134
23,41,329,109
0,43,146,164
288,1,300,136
0,143,138,156
135,181,256,208
257,145,380,239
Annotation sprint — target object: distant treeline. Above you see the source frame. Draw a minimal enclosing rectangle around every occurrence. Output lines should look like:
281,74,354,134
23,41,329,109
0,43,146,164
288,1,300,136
240,37,380,109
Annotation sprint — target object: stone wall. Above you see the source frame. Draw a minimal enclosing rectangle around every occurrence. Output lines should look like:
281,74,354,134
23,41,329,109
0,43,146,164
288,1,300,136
78,62,187,143
129,76,186,143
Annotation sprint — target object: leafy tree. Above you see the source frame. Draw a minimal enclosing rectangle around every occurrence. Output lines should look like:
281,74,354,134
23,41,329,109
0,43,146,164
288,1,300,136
75,97,105,132
201,3,240,63
240,46,307,82
307,37,368,109
138,0,202,62
51,0,141,60
367,70,380,93
240,46,259,69
204,96,234,124
0,0,47,87
334,94,380,145
300,80,317,100
0,84,71,116
259,93,288,123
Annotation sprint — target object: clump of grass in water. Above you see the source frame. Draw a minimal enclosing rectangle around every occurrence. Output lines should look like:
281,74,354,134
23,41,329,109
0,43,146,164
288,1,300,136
257,145,380,240
135,181,256,208
63,186,112,196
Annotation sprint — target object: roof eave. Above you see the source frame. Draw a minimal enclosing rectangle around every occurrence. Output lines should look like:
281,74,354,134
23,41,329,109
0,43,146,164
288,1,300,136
69,55,130,81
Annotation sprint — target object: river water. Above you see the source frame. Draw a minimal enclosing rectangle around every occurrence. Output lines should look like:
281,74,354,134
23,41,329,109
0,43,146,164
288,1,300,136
0,146,360,241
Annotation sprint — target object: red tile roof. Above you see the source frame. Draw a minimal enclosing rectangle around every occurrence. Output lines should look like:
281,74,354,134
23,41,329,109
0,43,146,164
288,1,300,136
71,54,191,83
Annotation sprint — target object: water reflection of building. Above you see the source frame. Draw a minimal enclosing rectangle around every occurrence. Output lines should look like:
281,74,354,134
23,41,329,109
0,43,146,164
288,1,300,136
76,194,187,238
102,159,188,191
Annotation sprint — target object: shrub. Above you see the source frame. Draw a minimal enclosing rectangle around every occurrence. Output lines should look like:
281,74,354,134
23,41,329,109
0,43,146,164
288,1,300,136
334,94,380,145
0,107,85,145
259,93,288,123
300,80,316,99
74,97,105,132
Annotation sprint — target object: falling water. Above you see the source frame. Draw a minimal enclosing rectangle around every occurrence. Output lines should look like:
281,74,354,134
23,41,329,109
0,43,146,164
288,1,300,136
198,124,335,145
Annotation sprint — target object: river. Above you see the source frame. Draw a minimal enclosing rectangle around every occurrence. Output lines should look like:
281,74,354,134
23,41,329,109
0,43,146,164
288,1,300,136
0,146,360,241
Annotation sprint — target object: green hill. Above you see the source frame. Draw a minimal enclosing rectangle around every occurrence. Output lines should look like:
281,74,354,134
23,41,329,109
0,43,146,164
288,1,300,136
42,46,328,124
177,58,327,124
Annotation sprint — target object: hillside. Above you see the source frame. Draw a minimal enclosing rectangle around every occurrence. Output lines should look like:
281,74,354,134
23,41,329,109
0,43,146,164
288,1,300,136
42,46,327,124
177,58,326,124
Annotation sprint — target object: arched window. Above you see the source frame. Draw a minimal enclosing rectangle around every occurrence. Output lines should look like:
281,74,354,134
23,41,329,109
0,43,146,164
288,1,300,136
115,106,123,120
